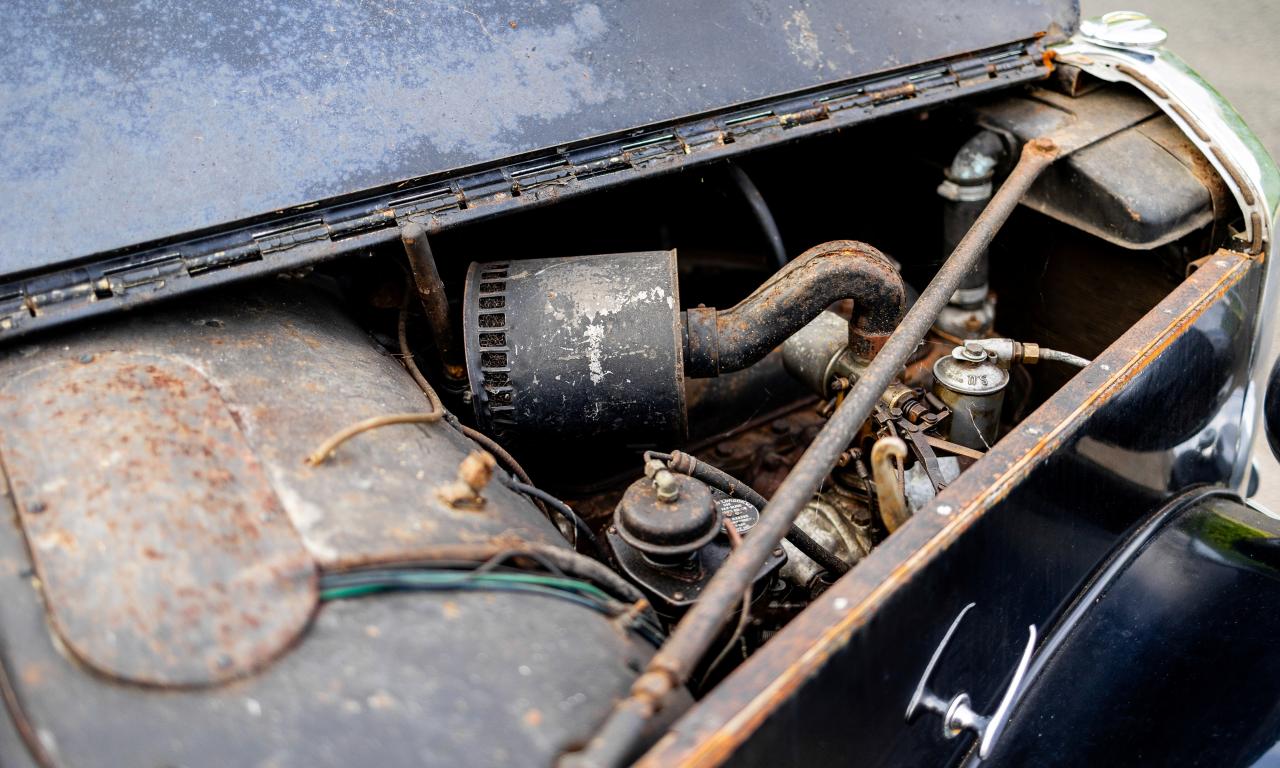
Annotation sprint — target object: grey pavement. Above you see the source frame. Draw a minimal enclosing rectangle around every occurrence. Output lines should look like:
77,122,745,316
1081,1,1280,508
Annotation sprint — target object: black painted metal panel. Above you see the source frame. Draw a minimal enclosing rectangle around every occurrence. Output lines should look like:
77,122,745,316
0,0,1077,278
984,490,1280,767
705,257,1263,767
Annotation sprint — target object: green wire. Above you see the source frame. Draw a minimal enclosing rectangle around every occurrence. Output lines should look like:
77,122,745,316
319,570,615,603
318,569,667,646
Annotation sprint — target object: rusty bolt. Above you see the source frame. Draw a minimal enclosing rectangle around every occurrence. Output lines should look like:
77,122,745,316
1027,136,1060,156
437,450,497,508
642,458,680,502
27,500,46,515
78,353,94,364
459,451,496,491
653,469,680,503
631,670,674,705
961,339,987,361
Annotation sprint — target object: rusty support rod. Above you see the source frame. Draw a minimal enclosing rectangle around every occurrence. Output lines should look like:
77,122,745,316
401,223,465,381
564,137,1060,768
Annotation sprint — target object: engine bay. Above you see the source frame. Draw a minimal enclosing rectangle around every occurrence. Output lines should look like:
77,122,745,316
0,73,1251,767
309,80,1216,681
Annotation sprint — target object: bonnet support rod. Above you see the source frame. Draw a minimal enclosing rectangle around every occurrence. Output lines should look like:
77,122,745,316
564,137,1060,768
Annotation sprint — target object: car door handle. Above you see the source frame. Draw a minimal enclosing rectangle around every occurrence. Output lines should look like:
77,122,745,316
905,603,1037,760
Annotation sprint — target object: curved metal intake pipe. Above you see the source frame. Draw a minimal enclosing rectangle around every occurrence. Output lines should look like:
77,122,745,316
682,239,907,377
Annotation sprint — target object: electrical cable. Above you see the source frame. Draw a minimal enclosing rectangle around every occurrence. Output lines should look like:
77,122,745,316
320,567,664,646
501,476,605,562
305,412,444,466
393,287,556,524
697,522,752,689
727,164,788,269
1039,347,1090,368
304,295,449,466
454,423,535,488
568,139,1062,767
397,296,447,415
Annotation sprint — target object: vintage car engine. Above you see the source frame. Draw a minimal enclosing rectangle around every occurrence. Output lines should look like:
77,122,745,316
449,231,1091,639
0,64,1257,767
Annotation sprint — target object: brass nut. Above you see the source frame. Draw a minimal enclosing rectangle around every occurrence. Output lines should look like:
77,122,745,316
459,450,496,492
653,469,680,502
437,450,496,508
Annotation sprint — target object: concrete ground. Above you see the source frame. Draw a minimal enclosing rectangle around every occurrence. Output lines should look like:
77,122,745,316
1080,0,1280,508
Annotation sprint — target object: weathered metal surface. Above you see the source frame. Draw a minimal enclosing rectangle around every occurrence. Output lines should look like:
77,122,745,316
640,249,1262,766
972,85,1231,250
0,48,1054,346
0,0,1076,278
0,353,316,686
932,342,1009,451
981,83,1160,156
464,251,687,443
0,283,565,572
0,526,670,767
781,310,865,398
0,280,672,765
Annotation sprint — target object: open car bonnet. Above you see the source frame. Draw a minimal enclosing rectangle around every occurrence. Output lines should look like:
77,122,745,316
0,0,1076,338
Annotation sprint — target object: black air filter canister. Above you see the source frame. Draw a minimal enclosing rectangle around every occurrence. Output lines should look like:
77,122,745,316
463,251,687,443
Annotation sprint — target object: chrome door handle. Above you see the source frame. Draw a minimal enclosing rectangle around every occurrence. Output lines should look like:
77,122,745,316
905,603,1037,760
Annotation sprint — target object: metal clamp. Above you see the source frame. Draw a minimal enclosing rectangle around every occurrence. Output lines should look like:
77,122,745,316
905,603,1037,760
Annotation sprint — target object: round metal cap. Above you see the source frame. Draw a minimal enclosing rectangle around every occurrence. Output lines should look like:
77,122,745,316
615,474,719,559
933,343,1009,396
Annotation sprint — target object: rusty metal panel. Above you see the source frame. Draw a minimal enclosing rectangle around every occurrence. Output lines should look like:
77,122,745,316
0,284,565,571
0,353,316,686
0,284,657,766
0,537,664,767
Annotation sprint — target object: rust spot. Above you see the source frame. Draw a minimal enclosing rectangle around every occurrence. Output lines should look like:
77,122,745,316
0,352,316,687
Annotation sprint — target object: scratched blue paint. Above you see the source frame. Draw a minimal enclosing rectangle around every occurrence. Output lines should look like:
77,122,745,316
0,0,1076,277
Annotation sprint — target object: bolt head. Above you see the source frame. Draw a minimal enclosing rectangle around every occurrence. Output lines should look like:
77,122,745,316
959,340,988,362
653,470,680,502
